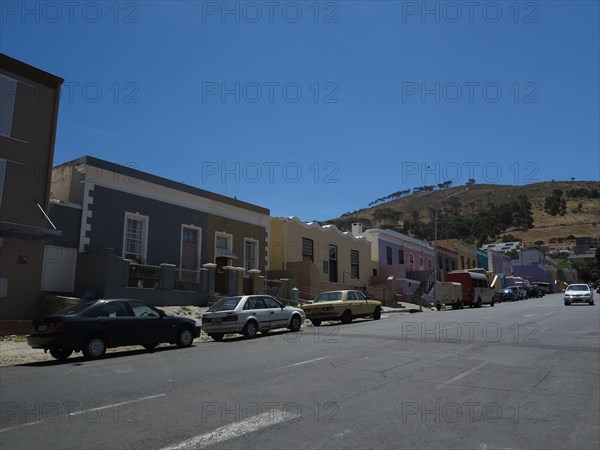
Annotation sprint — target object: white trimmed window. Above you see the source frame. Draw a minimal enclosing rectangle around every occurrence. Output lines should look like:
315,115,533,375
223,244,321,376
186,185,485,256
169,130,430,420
215,231,233,260
123,212,148,263
244,238,259,274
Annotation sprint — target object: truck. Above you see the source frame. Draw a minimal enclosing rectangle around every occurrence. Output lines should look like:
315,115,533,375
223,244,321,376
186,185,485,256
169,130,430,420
434,281,463,311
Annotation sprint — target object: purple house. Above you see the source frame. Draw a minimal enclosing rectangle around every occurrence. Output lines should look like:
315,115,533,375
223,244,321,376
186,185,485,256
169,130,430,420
357,226,435,294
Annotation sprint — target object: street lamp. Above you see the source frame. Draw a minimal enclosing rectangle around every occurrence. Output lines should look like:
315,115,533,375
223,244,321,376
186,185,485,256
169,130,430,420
433,188,469,282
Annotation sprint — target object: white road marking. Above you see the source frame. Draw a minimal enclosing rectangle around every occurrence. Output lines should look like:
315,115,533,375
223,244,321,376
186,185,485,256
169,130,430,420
435,362,488,390
482,316,492,320
523,312,557,318
288,356,331,367
0,394,165,433
160,409,300,450
262,356,331,374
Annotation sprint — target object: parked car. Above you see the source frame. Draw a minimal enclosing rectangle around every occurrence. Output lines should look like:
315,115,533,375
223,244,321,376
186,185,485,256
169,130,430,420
201,295,305,340
27,299,201,360
532,282,550,295
564,284,595,306
525,285,541,298
514,285,527,300
499,286,520,302
302,290,382,326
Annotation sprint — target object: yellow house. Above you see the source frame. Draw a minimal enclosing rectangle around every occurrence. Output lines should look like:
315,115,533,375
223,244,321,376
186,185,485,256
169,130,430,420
436,239,478,270
269,217,377,299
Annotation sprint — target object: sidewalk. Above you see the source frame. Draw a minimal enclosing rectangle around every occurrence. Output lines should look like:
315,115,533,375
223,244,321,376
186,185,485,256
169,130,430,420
0,303,431,367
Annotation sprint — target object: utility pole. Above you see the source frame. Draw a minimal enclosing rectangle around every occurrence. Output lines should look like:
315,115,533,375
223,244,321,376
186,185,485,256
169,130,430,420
433,188,469,283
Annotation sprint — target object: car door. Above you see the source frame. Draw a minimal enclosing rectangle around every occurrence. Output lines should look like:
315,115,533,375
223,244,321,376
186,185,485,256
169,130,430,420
95,301,138,347
354,290,372,315
129,300,173,344
243,297,272,331
262,296,288,329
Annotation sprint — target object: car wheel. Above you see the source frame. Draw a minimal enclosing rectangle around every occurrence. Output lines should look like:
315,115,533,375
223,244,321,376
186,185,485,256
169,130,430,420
311,319,322,327
476,298,482,308
373,307,382,320
243,321,259,339
50,348,73,360
210,333,224,341
490,300,495,307
459,300,464,309
176,327,194,347
82,335,106,359
143,343,158,350
289,315,302,332
590,301,594,306
341,310,352,325
436,304,441,311
564,302,570,306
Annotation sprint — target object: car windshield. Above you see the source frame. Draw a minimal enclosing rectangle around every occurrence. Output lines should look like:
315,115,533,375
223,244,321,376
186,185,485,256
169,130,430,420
208,297,242,312
53,302,97,316
314,292,343,302
566,284,589,291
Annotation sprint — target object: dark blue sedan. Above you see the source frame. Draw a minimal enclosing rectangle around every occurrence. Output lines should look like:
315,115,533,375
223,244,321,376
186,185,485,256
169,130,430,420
27,299,201,360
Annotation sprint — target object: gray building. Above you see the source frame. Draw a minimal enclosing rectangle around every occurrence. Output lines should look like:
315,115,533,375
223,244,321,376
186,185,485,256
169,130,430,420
49,156,271,301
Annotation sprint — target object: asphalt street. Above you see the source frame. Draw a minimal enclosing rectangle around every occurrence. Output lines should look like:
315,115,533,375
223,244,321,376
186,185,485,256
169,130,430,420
1,293,599,450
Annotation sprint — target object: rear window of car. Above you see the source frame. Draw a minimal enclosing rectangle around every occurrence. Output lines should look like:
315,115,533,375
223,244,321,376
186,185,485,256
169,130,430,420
314,292,343,302
53,302,97,316
209,297,242,312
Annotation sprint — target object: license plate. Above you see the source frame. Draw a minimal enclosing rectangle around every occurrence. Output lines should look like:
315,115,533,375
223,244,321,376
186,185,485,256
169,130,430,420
37,325,48,332
212,318,222,323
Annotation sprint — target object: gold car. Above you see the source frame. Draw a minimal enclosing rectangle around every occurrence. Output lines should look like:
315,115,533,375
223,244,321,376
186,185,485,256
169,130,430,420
302,290,382,326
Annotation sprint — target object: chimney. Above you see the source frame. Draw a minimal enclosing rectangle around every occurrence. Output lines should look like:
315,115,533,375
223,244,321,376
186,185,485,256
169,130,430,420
351,223,363,237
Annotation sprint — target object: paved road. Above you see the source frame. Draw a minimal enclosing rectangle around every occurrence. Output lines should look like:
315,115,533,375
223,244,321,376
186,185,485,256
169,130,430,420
1,293,598,449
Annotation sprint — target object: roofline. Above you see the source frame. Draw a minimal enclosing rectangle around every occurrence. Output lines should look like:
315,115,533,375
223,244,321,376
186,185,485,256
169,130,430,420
0,53,64,88
54,155,270,215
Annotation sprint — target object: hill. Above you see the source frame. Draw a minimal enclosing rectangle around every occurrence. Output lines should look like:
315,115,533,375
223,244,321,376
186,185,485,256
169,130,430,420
324,181,600,249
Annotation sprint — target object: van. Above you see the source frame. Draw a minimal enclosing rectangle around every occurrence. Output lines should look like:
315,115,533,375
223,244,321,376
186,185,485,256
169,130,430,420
446,270,496,308
434,282,463,310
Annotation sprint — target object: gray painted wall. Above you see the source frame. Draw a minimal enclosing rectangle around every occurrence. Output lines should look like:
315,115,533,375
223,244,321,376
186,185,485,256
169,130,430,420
48,202,81,248
87,186,209,266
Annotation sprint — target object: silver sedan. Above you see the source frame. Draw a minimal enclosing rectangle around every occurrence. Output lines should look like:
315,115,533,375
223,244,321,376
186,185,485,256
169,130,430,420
201,295,306,341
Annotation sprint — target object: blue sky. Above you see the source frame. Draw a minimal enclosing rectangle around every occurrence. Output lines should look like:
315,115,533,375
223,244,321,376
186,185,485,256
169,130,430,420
2,1,599,221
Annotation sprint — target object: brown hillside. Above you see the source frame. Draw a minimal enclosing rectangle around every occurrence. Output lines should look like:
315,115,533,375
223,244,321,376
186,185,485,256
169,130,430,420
326,181,600,248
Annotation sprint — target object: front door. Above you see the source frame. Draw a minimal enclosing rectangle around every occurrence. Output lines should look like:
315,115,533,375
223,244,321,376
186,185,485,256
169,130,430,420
181,227,200,270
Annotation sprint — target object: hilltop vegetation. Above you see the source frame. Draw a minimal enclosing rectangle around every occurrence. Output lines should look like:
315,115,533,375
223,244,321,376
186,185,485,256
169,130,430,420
325,181,600,248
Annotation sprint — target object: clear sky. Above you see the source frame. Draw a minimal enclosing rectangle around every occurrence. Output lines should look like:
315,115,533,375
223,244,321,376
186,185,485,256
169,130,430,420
2,1,599,221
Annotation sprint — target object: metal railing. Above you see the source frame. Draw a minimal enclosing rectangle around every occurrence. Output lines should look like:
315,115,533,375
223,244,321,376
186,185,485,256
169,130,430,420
175,269,200,292
263,279,282,297
128,264,160,289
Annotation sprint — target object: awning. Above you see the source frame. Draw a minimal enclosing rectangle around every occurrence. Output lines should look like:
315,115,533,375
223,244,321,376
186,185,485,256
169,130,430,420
0,221,62,240
215,248,238,259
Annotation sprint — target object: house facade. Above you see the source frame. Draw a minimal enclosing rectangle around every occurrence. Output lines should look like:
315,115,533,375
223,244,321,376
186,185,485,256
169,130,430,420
358,226,436,297
50,156,271,299
512,249,555,285
269,217,376,299
436,239,478,271
0,54,63,320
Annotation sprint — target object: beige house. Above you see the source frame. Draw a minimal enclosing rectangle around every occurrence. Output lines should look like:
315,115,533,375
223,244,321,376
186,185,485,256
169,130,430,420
269,217,377,299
